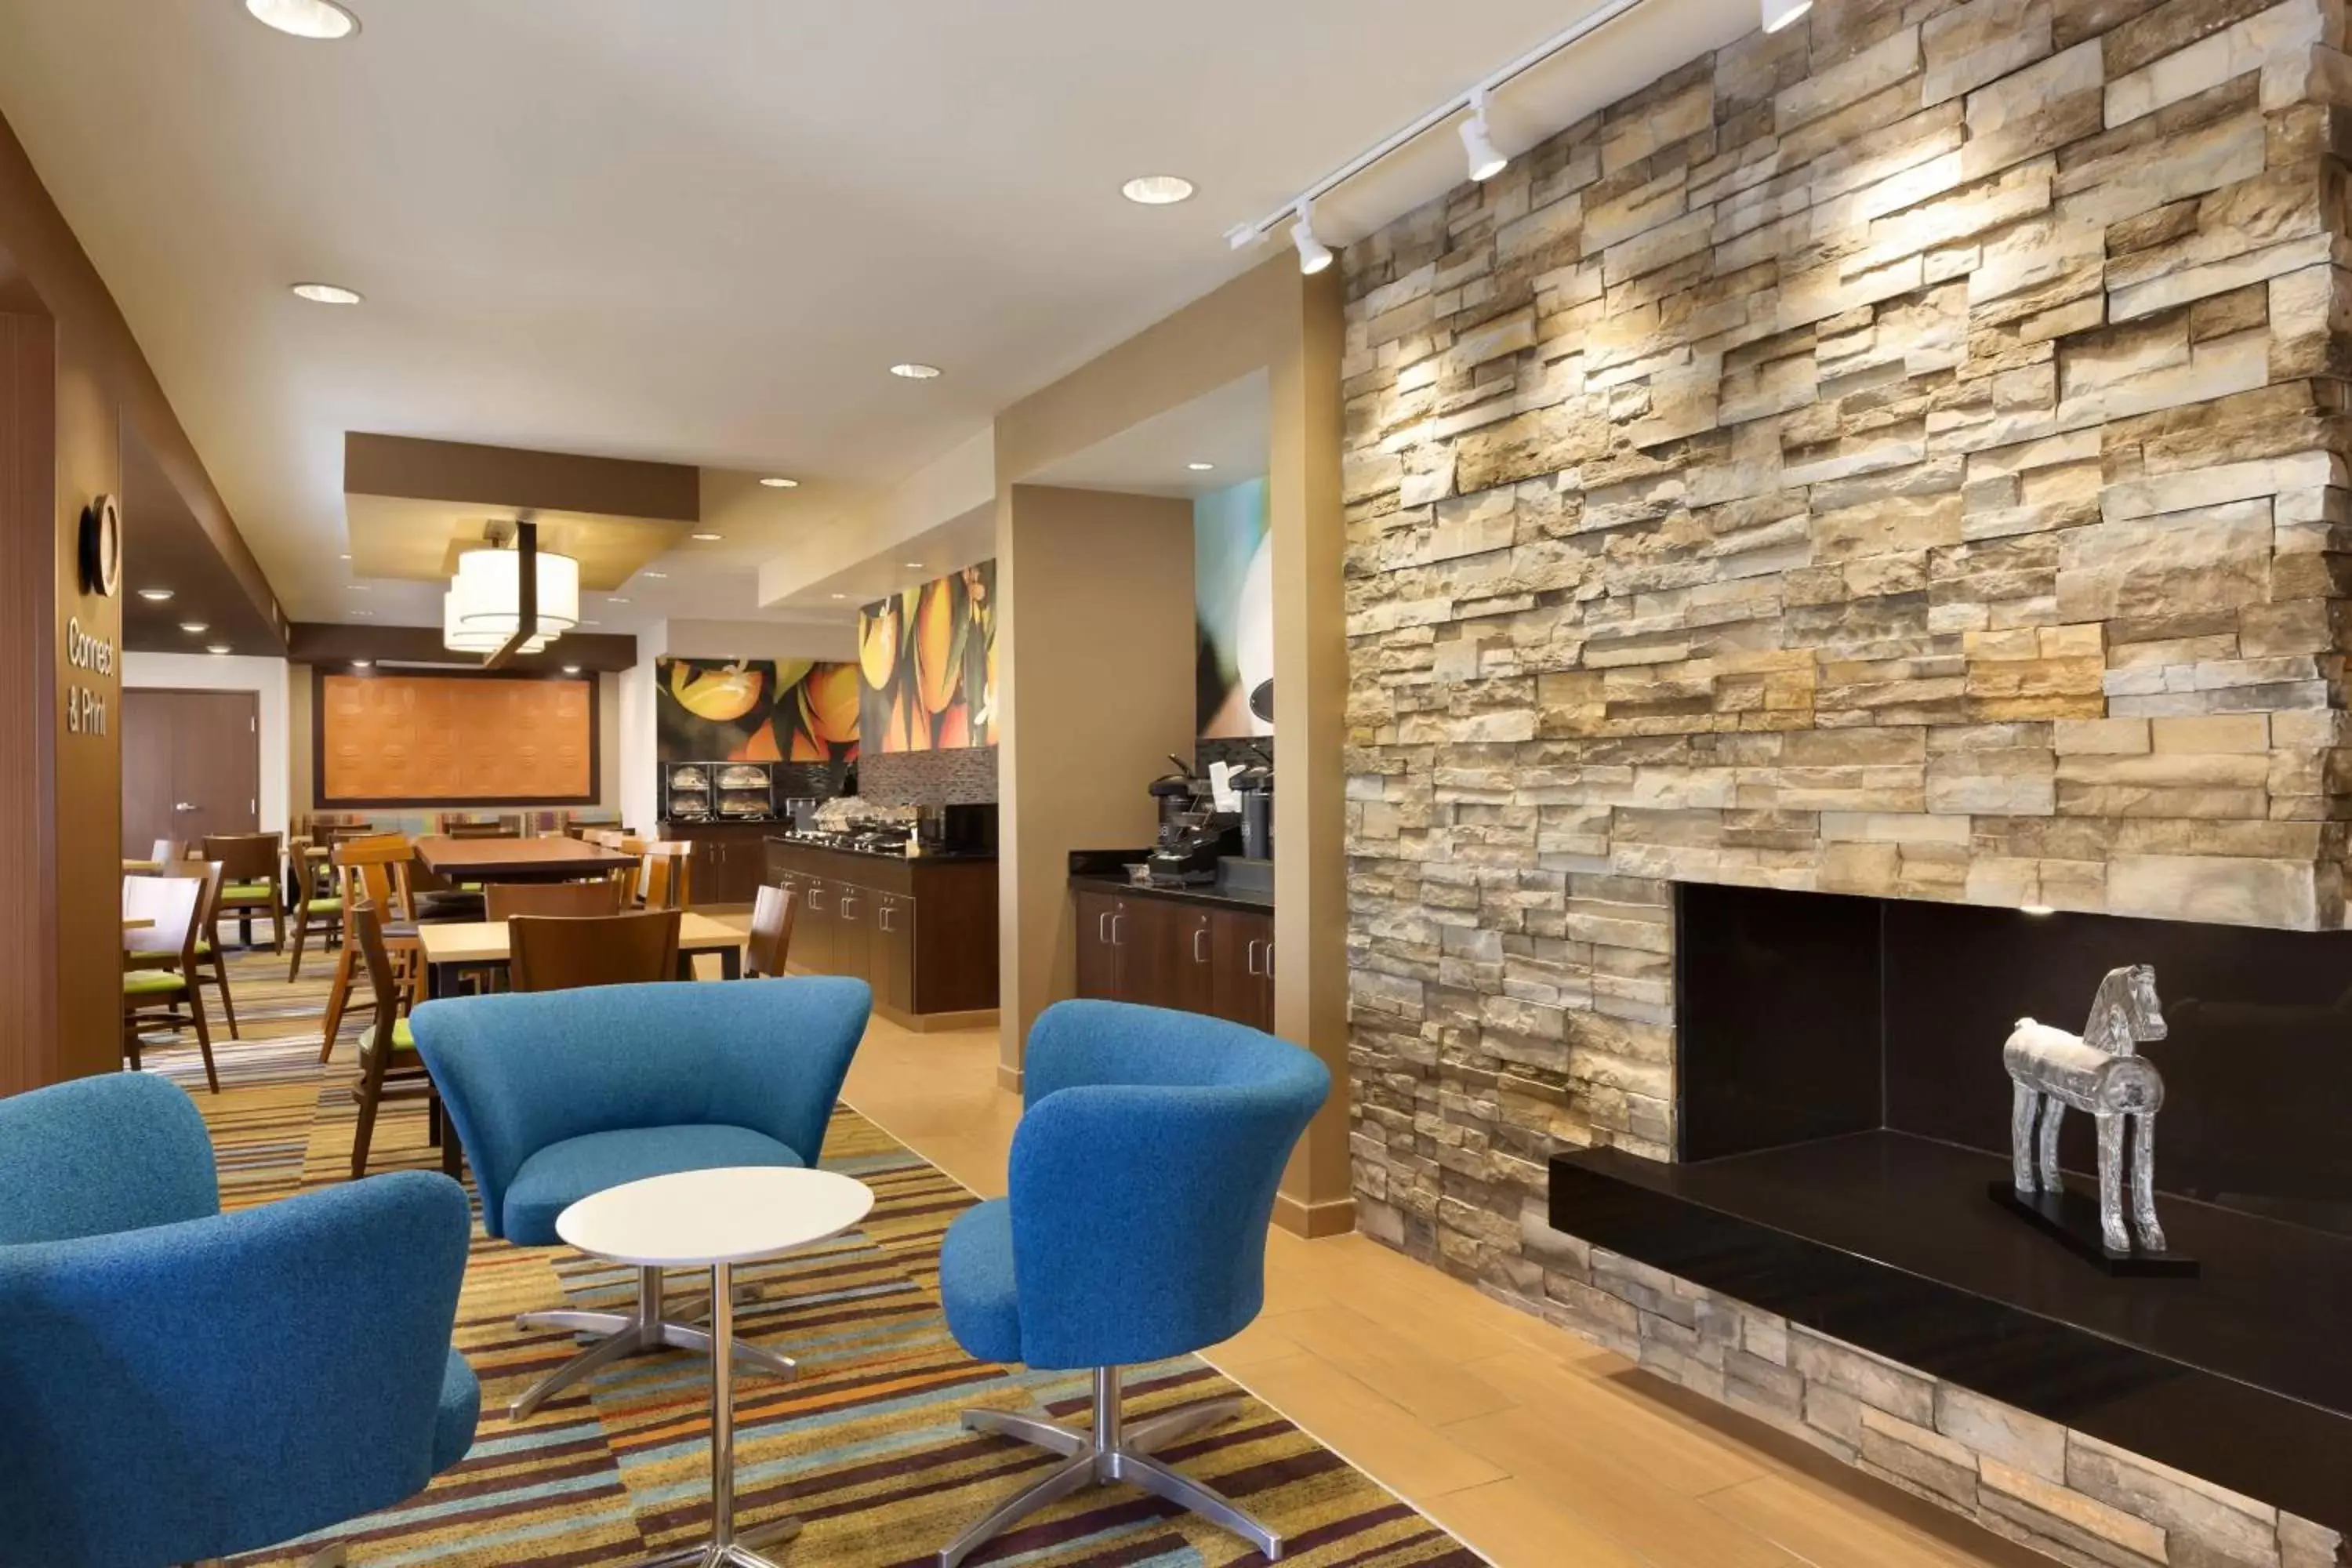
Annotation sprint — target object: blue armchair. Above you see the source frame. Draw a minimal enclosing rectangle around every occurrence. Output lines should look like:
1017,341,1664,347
412,975,870,1417
0,1073,477,1568
935,1000,1330,1567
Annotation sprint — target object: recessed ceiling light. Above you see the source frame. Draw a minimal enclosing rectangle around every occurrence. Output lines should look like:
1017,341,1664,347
291,281,363,305
245,0,359,41
580,618,601,626
830,593,848,601
348,609,373,618
179,620,209,634
346,583,370,592
889,362,942,380
1122,175,1196,205
205,643,232,655
758,476,799,489
607,596,630,604
691,532,724,542
903,561,926,569
643,572,668,579
1187,461,1215,472
561,664,582,675
350,659,373,670
137,586,173,602
338,552,352,561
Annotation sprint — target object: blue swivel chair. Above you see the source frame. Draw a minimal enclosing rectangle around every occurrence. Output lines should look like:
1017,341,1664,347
412,976,870,1417
0,1073,477,1568
935,1000,1330,1567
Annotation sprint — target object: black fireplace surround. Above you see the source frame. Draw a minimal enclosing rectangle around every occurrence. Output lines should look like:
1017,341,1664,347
1549,884,2352,1534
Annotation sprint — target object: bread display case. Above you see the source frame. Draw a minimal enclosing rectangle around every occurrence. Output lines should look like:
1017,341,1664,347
659,760,779,822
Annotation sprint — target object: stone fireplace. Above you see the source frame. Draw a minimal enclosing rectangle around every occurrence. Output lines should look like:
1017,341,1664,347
1339,0,2352,1560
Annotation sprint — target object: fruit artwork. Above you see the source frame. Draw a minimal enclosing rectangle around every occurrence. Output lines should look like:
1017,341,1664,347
855,560,996,753
655,655,858,764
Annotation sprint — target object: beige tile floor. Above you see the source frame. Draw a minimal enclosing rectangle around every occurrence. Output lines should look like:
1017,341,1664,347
837,1013,2047,1568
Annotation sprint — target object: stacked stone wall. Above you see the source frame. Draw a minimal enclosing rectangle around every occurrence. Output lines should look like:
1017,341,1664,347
1341,0,2352,1559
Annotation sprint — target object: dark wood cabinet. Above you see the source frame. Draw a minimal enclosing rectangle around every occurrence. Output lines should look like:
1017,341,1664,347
1074,880,1269,1027
664,820,773,906
764,839,995,1024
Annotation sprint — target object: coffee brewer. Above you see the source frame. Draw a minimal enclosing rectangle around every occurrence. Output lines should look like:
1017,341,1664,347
1145,755,1240,886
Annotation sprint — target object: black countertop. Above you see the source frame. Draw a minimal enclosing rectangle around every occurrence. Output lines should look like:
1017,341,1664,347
766,833,996,865
1068,869,1272,913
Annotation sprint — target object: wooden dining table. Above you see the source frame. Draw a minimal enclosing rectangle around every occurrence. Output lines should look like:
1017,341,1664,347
417,913,750,998
412,835,638,885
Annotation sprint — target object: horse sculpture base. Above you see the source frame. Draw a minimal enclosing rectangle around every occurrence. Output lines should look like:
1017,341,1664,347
1987,1182,2199,1277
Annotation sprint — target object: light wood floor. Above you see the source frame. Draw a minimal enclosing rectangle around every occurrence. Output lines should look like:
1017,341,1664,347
840,1015,2049,1568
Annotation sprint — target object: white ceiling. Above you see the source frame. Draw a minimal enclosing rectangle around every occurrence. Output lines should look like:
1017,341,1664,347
1031,372,1269,500
0,0,1735,641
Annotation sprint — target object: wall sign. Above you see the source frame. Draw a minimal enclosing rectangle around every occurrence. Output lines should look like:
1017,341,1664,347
64,615,112,736
78,493,121,597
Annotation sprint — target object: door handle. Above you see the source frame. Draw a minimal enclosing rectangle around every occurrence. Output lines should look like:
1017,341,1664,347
174,802,196,812
1192,925,1208,963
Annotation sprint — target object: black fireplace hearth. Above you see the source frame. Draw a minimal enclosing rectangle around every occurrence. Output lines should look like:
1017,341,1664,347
1548,882,2352,1537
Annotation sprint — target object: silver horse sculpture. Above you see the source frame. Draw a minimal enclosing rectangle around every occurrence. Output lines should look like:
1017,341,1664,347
2003,964,2169,1254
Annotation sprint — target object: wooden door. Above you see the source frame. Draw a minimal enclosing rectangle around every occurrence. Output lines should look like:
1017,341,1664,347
1076,889,1121,1001
122,688,260,857
1210,909,1276,1030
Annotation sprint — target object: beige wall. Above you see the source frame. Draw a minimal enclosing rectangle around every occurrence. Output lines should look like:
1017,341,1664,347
993,255,1352,1234
289,663,624,818
997,486,1196,1073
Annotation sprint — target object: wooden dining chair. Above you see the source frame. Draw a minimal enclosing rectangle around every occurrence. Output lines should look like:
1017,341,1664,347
320,834,418,1060
444,821,521,840
285,846,347,982
147,838,183,866
644,842,694,910
203,833,285,952
122,873,219,1093
349,901,456,1181
129,859,241,1040
484,880,626,921
746,884,797,978
509,909,682,993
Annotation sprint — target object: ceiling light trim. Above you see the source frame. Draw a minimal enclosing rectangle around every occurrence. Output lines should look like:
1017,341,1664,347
1225,0,1652,255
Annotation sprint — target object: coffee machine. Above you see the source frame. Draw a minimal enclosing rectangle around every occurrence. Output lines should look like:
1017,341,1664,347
1145,756,1240,886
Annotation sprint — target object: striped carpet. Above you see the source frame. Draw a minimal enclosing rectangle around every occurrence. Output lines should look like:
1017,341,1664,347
131,945,1482,1567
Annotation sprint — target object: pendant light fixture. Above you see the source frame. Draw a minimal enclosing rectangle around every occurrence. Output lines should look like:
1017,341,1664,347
442,588,550,655
452,540,580,637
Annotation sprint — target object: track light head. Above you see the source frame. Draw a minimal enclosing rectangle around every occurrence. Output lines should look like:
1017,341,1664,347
1290,202,1334,276
1762,0,1813,32
1461,90,1508,182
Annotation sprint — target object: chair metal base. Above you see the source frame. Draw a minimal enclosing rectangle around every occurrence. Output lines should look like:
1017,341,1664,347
511,1265,795,1420
938,1366,1277,1568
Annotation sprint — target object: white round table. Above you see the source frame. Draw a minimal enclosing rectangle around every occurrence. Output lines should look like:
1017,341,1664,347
558,1166,875,1568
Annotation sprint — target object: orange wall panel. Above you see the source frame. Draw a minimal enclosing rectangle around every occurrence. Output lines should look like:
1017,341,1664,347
319,673,593,804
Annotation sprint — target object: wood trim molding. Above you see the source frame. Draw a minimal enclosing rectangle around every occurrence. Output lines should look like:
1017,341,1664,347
288,622,639,673
1272,1192,1357,1240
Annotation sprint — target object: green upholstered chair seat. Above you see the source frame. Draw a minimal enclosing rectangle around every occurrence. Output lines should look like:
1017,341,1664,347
220,882,274,901
359,1018,416,1056
128,939,211,963
305,898,343,915
122,971,187,998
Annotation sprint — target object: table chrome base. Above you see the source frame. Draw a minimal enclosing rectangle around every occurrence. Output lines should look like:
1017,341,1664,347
634,1516,800,1568
513,1265,795,1420
938,1365,1278,1568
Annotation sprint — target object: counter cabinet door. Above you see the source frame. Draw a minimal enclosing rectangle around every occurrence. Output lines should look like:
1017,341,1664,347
873,891,916,1014
797,876,837,974
1076,890,1122,1001
1210,909,1276,1032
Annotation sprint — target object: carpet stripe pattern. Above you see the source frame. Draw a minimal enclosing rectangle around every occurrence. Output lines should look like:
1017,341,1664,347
125,947,1482,1566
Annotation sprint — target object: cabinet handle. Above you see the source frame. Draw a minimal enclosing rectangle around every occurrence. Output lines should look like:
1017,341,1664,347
1266,942,1275,981
1098,910,1110,944
1192,925,1208,964
1112,913,1123,947
1245,938,1261,977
